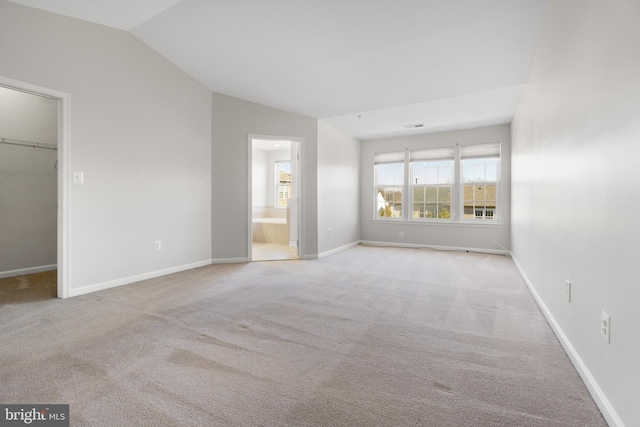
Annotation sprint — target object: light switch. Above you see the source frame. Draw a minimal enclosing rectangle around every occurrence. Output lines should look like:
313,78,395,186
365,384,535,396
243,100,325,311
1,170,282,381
73,172,84,184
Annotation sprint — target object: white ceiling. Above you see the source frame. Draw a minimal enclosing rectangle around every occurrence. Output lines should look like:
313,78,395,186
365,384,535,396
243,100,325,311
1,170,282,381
8,0,548,140
8,0,183,30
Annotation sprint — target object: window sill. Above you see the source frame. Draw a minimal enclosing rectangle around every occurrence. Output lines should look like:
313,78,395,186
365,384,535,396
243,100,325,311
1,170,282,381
371,218,503,228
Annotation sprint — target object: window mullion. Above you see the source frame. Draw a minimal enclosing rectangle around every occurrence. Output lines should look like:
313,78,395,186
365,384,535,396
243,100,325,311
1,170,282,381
453,144,461,221
495,159,500,222
403,149,410,220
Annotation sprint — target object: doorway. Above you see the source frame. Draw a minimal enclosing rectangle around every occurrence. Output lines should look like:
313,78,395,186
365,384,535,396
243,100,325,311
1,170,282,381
249,136,301,261
0,76,69,299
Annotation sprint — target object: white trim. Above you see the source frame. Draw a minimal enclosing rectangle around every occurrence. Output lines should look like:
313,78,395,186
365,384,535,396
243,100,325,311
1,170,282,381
247,136,253,261
374,141,502,224
371,218,503,228
67,260,212,298
211,257,249,264
0,76,71,299
318,241,360,259
301,254,319,260
0,264,57,279
360,240,509,255
248,134,304,261
511,254,624,427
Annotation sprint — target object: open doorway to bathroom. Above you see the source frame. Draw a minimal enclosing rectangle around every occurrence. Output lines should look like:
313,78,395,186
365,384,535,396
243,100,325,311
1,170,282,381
249,136,301,261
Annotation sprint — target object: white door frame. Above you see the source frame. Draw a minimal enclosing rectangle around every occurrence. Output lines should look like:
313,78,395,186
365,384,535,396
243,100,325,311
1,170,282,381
247,134,304,261
0,76,71,298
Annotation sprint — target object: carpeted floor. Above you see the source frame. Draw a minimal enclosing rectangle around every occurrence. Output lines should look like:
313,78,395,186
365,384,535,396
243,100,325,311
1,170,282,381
0,245,606,426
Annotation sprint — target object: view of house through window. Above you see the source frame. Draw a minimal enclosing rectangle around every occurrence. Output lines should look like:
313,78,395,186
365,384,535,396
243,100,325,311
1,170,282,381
461,143,499,220
411,161,452,219
463,158,497,219
410,147,454,220
276,161,291,208
375,160,404,218
373,143,500,222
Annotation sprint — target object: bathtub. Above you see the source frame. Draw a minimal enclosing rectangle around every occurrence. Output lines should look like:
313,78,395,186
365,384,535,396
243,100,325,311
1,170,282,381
252,218,287,224
252,215,289,244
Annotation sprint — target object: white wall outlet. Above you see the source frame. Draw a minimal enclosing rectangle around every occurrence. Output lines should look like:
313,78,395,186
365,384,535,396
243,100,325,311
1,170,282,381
328,228,331,236
399,231,404,238
154,240,161,251
601,310,610,343
565,280,571,302
72,171,84,184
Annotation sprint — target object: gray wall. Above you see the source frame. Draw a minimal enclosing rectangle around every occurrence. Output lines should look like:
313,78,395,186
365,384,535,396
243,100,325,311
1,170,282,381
511,1,640,425
0,1,212,294
0,87,58,275
251,147,268,207
251,147,291,211
211,92,318,260
317,121,360,255
360,124,511,251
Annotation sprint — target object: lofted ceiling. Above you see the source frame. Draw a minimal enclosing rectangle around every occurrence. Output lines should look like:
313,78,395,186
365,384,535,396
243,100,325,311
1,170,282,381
8,0,547,140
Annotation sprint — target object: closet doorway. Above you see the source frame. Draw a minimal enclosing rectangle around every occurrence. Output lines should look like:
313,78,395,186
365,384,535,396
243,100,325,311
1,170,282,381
249,136,302,261
0,77,69,300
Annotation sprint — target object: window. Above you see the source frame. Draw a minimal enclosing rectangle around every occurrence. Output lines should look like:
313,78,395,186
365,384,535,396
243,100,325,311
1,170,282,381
461,143,500,221
373,143,500,222
374,151,404,219
276,161,291,208
410,147,454,220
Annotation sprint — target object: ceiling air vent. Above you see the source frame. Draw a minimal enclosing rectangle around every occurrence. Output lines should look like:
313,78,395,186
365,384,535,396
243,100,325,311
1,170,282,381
404,123,424,129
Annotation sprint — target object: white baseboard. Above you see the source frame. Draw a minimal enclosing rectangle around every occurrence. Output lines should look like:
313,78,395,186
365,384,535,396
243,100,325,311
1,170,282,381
67,259,212,298
0,264,57,279
211,257,249,264
359,240,510,255
511,254,623,427
318,241,360,259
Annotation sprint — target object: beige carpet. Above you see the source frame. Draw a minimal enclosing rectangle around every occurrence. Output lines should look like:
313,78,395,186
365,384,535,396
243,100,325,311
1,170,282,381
0,245,606,426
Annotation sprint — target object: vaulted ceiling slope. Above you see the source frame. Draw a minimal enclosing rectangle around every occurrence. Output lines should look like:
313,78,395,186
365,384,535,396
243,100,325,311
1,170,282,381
8,0,548,139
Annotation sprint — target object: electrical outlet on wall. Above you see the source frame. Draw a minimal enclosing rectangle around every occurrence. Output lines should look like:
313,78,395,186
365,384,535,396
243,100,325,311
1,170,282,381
565,280,571,302
399,231,404,238
154,240,161,251
72,171,84,184
601,311,610,343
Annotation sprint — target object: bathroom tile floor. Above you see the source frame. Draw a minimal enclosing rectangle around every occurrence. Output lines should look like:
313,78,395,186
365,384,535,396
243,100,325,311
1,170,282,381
252,243,299,261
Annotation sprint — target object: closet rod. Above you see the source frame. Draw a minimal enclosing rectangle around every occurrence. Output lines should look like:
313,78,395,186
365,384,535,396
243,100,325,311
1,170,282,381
0,137,57,151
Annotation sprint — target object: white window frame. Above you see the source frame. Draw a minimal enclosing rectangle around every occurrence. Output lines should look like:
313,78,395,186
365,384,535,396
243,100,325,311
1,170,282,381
372,143,501,224
460,143,500,223
409,147,454,221
275,160,291,209
373,151,405,220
